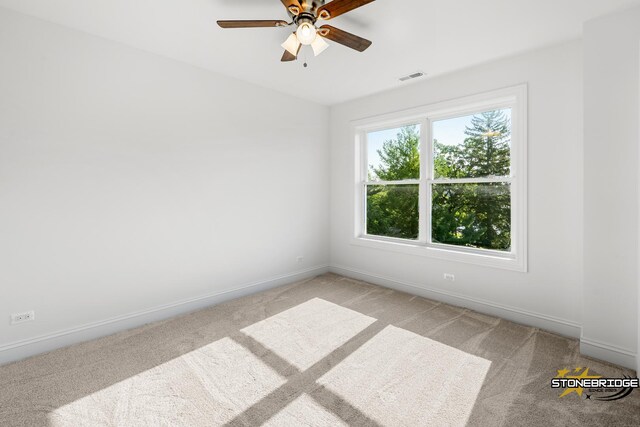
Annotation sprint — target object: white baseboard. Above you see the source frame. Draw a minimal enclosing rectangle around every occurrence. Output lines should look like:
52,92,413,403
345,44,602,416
580,337,637,371
330,265,640,370
4,264,635,372
0,265,329,367
330,264,582,339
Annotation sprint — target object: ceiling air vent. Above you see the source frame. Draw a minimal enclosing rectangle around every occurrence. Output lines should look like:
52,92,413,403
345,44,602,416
399,72,425,82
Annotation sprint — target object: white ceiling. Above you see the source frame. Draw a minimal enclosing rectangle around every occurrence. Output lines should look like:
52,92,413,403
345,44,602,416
1,0,638,105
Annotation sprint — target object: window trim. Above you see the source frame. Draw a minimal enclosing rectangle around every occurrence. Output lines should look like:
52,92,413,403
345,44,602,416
352,85,528,272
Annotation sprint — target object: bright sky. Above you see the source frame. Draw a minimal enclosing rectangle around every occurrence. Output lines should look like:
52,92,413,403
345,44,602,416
367,109,511,175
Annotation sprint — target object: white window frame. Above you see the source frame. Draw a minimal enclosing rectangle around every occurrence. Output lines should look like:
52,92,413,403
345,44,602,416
352,85,528,272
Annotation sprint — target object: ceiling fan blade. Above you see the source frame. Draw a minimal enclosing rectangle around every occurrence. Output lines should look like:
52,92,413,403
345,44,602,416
280,0,303,15
317,0,375,20
281,44,302,62
318,25,372,52
217,20,288,29
281,50,296,62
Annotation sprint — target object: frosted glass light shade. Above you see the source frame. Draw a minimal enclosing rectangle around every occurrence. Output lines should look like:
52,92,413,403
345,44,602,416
311,36,329,56
296,22,317,45
281,33,301,56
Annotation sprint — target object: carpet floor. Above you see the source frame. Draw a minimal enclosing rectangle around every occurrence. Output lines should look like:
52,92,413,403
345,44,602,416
0,273,638,426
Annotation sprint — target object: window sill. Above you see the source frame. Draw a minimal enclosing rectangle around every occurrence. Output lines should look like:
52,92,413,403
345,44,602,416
350,236,527,272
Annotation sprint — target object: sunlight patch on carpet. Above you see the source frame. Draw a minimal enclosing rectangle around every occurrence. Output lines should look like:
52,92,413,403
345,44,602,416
181,337,287,423
49,337,286,426
241,297,376,370
47,300,491,427
317,325,491,427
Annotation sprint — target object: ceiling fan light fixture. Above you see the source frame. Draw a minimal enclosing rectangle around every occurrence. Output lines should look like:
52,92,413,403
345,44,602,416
281,33,301,56
296,21,317,45
218,0,375,63
311,36,329,56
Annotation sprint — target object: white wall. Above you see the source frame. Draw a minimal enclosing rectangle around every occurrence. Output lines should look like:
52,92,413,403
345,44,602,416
0,8,330,364
2,6,637,371
330,41,584,338
582,6,640,370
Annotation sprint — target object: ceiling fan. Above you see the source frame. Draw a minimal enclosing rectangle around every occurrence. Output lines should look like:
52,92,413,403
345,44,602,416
217,0,375,62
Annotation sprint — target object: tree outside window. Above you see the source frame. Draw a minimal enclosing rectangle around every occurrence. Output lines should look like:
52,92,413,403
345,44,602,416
365,110,512,252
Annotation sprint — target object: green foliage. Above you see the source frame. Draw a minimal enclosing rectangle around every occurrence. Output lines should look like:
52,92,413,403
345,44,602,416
432,110,511,250
367,185,419,239
431,182,510,250
367,126,420,239
433,110,511,179
366,111,512,251
371,126,420,181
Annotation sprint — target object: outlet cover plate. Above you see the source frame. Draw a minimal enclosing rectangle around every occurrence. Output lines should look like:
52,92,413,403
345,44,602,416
11,310,35,325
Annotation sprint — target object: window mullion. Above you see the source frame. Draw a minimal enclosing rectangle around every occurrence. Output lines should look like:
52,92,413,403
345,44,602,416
359,131,368,237
361,130,369,183
429,177,513,184
421,118,431,244
361,182,367,236
364,179,420,186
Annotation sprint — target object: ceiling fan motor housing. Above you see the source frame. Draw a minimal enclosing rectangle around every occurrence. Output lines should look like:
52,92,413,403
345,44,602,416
288,0,326,22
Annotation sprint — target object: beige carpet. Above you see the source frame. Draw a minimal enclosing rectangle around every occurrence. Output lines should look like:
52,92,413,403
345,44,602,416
0,274,638,426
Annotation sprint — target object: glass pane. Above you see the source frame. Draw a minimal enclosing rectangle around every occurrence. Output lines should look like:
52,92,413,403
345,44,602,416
431,183,511,251
367,184,419,240
367,125,420,181
432,109,511,179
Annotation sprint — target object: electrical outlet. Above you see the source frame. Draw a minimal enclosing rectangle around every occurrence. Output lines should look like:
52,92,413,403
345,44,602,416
10,310,35,325
296,255,304,263
443,273,455,282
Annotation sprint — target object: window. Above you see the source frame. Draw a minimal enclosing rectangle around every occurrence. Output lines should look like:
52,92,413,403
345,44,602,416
353,86,527,271
366,125,421,240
